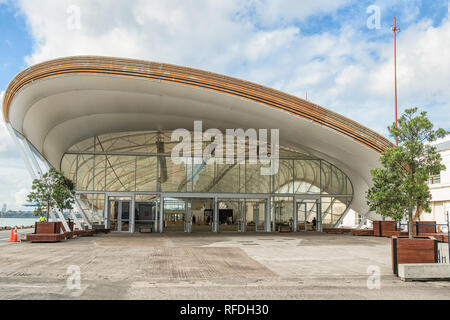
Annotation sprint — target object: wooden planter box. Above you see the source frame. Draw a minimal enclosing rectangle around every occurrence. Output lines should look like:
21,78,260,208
27,233,66,243
419,233,449,243
373,221,397,237
323,228,343,234
382,231,409,238
323,228,352,234
95,228,111,234
351,229,374,236
35,222,63,234
392,236,438,275
413,221,437,235
278,226,292,233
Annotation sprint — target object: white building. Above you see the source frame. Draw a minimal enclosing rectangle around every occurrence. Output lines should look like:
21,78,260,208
420,136,450,228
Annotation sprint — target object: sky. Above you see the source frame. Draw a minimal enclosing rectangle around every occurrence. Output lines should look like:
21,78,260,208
0,0,449,210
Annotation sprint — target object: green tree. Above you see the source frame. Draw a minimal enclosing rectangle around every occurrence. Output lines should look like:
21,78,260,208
27,168,75,221
367,108,448,238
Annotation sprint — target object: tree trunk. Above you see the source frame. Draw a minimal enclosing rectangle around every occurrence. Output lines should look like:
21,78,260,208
408,204,414,239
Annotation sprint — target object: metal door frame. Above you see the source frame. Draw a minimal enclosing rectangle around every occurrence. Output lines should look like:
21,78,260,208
106,193,133,233
294,196,321,232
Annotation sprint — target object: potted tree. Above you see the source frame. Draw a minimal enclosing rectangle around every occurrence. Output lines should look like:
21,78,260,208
366,108,447,274
27,168,75,236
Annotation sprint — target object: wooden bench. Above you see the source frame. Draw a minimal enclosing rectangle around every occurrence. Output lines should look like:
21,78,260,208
278,226,292,233
26,233,66,243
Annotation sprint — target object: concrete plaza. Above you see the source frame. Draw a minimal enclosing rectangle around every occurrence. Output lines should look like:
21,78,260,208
0,230,449,300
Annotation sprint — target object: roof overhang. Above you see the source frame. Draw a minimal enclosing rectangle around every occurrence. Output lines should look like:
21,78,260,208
2,56,394,217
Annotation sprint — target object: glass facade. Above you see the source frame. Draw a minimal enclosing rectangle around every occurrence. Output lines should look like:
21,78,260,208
62,131,354,231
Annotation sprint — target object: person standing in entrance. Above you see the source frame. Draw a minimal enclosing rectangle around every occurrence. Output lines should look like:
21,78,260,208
312,217,317,231
40,215,47,222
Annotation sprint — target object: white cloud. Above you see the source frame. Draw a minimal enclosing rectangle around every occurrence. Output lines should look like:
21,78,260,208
6,0,449,132
0,91,11,154
245,27,300,61
0,89,32,210
245,0,351,27
14,188,29,207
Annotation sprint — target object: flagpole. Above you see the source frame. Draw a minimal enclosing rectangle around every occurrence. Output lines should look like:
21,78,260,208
392,17,400,146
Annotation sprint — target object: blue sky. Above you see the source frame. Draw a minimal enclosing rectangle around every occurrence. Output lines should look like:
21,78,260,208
0,0,449,210
0,4,32,91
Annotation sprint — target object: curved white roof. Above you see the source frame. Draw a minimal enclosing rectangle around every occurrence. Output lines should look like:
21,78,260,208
3,56,393,219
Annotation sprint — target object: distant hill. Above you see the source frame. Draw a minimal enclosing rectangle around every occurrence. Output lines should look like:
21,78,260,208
1,211,37,219
1,211,82,219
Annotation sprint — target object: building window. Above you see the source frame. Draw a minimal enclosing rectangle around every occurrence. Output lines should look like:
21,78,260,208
428,173,441,185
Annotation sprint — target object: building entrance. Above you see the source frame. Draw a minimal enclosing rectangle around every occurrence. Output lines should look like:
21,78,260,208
218,199,268,232
163,198,215,232
296,199,320,232
108,197,132,232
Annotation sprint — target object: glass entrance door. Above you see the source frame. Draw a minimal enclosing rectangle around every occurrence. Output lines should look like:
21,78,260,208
109,197,132,232
253,201,266,232
217,199,247,232
296,199,319,232
237,201,246,232
184,200,193,233
272,197,294,232
135,195,159,233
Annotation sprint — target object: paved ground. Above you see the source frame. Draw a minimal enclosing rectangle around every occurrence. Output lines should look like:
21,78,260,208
0,229,449,300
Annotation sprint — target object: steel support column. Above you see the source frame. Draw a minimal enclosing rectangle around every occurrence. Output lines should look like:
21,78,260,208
265,198,271,232
70,211,83,230
54,209,71,233
22,140,43,176
293,198,298,232
130,197,136,233
159,195,164,233
74,198,93,229
213,197,219,233
48,208,58,223
154,200,159,233
6,124,37,180
317,200,322,232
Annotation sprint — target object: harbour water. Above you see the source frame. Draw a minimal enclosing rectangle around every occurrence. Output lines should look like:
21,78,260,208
0,218,39,228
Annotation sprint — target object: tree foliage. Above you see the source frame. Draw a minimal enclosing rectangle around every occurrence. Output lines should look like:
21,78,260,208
27,168,75,220
366,108,448,238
